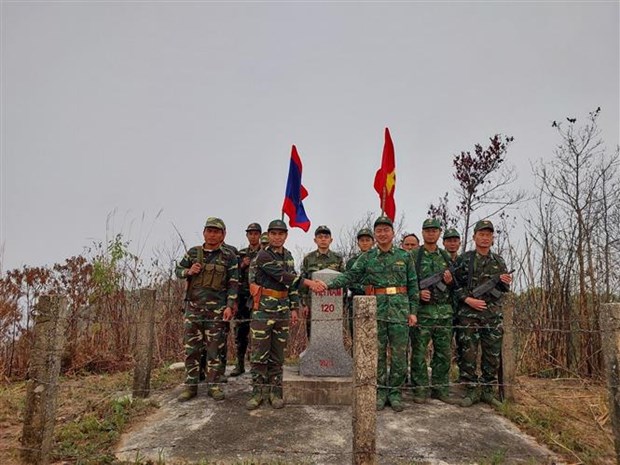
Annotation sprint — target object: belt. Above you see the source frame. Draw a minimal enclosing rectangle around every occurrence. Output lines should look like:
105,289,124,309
261,288,289,299
367,286,407,295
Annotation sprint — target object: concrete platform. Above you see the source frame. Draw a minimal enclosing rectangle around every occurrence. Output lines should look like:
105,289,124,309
283,365,352,405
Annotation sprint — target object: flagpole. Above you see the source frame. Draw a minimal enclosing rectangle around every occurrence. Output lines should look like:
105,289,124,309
381,185,386,217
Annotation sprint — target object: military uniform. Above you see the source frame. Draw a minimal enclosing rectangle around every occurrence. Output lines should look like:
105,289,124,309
247,219,301,410
344,228,374,338
326,217,419,410
300,226,344,339
410,225,454,401
453,220,510,405
231,223,262,377
175,218,238,401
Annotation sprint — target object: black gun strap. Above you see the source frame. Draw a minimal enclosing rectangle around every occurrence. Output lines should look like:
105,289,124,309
415,248,423,279
466,251,476,290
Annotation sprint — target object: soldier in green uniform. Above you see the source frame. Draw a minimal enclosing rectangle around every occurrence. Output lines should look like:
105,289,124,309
453,220,512,407
175,217,238,402
400,232,420,252
246,219,324,410
300,225,345,340
442,228,461,262
410,219,458,404
230,223,262,377
259,232,270,249
345,228,375,338
318,216,419,412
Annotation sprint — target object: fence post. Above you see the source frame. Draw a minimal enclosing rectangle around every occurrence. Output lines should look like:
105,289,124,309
600,302,620,463
500,297,516,401
132,288,156,398
352,296,377,465
21,295,70,465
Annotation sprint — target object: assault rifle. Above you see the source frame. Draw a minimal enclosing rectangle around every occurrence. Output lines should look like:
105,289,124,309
419,262,463,294
471,269,515,300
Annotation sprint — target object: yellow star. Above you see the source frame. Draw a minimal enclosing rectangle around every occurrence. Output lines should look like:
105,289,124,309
386,171,396,194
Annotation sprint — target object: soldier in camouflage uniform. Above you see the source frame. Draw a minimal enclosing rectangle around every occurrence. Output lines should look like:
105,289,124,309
319,216,419,412
259,232,269,248
410,219,458,404
442,228,461,262
453,220,512,407
230,222,263,377
175,217,238,402
300,225,345,340
345,228,375,338
246,219,324,410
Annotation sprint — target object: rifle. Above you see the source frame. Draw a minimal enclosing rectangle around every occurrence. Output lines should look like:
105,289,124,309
172,222,195,312
418,262,463,301
471,269,515,301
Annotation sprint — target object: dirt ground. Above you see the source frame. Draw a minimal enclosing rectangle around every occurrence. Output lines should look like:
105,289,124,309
0,370,614,465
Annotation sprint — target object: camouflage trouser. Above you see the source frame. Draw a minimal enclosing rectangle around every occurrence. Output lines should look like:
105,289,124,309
234,294,252,360
250,309,290,389
184,307,227,385
410,316,452,396
377,319,409,401
457,312,503,388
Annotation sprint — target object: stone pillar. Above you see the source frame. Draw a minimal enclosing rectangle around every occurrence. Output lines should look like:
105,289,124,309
500,297,516,401
21,295,70,465
352,296,377,465
600,303,620,463
300,269,352,377
132,289,156,398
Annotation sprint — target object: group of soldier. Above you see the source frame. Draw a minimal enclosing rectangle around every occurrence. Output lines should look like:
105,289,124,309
175,214,512,412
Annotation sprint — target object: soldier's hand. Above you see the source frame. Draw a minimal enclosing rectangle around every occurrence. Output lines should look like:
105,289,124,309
241,256,251,268
223,307,233,321
188,263,202,276
500,273,512,285
302,305,309,318
306,279,327,293
443,270,453,284
408,314,418,327
465,297,487,311
290,309,299,325
420,289,432,302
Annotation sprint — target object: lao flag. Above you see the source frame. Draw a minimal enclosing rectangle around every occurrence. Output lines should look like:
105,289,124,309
373,128,396,221
282,145,311,232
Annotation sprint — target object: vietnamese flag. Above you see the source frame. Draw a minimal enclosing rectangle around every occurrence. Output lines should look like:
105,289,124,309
373,128,396,221
281,145,311,232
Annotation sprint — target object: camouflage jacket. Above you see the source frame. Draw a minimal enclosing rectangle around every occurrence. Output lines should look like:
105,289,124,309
327,246,419,320
237,245,261,296
346,252,366,296
254,246,301,311
413,246,454,317
300,249,344,306
175,244,238,310
453,250,510,317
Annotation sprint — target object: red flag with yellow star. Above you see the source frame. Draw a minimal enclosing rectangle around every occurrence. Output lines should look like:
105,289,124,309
373,127,396,221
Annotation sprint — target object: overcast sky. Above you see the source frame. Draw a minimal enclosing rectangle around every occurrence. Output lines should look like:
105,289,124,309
1,1,618,272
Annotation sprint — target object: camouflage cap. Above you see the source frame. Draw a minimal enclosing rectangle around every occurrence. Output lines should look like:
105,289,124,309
260,232,269,244
245,222,262,233
314,225,331,236
267,219,288,232
443,228,461,239
422,218,442,229
356,228,374,239
474,219,494,232
204,217,226,230
374,216,393,228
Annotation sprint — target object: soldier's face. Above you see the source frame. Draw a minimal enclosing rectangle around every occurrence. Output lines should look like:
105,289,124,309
268,230,288,248
203,227,225,248
246,231,261,247
401,236,419,251
422,228,441,245
357,236,374,252
314,233,332,250
474,229,494,249
374,225,394,247
443,237,461,253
